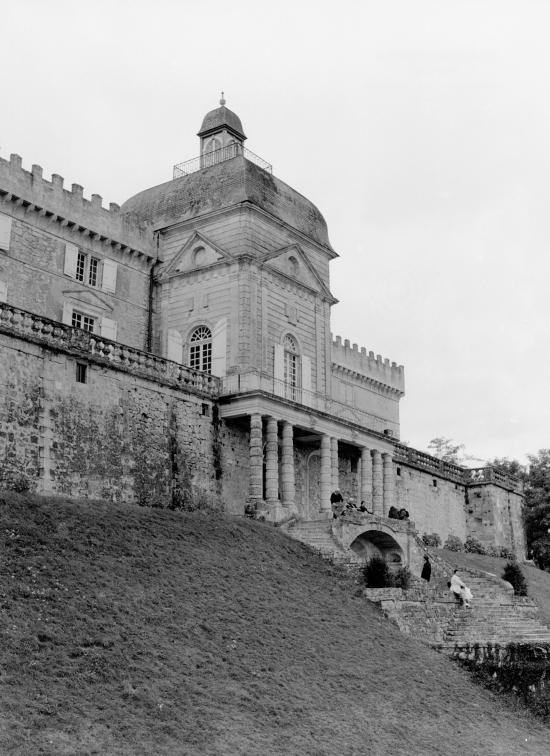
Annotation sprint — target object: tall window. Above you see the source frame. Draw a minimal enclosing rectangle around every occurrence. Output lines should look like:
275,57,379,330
284,334,299,400
189,326,212,373
75,251,100,287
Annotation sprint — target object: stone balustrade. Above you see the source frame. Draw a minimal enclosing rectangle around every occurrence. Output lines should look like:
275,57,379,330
0,302,220,397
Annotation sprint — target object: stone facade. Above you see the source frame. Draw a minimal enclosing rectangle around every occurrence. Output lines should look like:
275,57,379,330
0,98,525,560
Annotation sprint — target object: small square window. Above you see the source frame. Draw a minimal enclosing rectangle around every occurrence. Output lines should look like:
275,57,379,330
201,403,210,417
433,479,438,487
76,363,87,384
396,467,401,476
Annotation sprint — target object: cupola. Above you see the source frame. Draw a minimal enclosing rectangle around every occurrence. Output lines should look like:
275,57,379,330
197,94,246,166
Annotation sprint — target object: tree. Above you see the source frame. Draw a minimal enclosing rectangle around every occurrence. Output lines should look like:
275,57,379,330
487,457,526,480
522,450,550,570
427,437,465,464
427,437,483,466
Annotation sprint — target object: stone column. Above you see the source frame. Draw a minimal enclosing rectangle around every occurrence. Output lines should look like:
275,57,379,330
320,434,332,514
265,416,279,505
330,437,339,492
361,446,373,509
382,452,395,517
248,413,263,505
372,449,383,515
281,421,295,508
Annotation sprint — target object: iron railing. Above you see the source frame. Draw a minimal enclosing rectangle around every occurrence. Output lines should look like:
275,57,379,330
173,145,272,179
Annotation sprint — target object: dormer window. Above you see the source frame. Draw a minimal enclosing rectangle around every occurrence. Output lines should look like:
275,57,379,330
193,246,206,267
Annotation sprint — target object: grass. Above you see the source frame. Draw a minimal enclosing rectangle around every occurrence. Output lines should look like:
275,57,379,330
1,491,550,755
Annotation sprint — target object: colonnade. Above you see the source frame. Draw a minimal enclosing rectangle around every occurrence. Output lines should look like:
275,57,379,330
247,412,396,516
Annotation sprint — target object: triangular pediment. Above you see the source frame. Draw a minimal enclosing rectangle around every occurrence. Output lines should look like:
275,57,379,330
62,288,113,313
262,244,334,301
160,232,233,279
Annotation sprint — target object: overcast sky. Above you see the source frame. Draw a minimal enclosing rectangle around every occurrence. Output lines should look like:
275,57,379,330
3,0,549,464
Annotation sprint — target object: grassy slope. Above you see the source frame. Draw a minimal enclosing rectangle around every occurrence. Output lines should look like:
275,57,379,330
1,493,549,756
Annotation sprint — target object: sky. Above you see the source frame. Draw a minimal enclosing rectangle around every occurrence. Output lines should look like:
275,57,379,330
2,0,549,465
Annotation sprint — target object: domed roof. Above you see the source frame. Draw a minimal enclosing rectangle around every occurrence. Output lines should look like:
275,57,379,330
120,156,334,253
198,96,246,141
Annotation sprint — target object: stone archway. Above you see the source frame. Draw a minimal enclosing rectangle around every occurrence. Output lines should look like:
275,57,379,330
349,529,404,570
332,515,414,568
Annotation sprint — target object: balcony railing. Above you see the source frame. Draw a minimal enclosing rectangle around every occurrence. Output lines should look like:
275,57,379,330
173,144,272,179
220,371,397,435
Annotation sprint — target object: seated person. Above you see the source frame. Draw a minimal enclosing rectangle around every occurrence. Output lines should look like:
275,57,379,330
388,506,399,519
397,508,409,520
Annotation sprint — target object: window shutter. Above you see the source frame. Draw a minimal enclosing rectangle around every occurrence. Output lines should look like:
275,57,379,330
274,344,284,397
0,280,7,303
62,301,73,325
211,318,227,377
0,214,12,252
167,328,183,362
64,243,79,277
101,259,118,293
301,355,312,406
100,317,117,340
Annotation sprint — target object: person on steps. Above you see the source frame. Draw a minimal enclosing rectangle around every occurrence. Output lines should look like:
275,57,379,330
449,569,466,604
421,555,432,585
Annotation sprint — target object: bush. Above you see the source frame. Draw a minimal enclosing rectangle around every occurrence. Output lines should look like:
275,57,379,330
502,561,528,596
484,544,499,557
500,546,515,560
444,535,463,552
363,556,392,588
421,533,441,548
393,567,412,589
465,536,486,555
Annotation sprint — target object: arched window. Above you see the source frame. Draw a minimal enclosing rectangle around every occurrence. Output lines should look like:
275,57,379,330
203,138,222,167
189,326,212,373
283,333,299,400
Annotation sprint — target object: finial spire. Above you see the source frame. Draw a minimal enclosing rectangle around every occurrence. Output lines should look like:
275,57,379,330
220,91,226,106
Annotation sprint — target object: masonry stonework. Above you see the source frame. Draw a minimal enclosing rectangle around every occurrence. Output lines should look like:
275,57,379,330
0,99,526,562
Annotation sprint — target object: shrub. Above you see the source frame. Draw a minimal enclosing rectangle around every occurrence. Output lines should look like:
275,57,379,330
421,532,441,548
502,561,528,596
444,535,463,552
465,536,486,555
393,567,412,589
363,556,392,588
484,544,499,557
500,546,515,560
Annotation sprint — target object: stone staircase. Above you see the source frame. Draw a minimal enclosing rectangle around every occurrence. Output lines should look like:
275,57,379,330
284,518,362,569
284,518,550,657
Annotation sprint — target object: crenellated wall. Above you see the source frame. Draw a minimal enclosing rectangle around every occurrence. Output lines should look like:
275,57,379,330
331,335,405,394
0,153,156,256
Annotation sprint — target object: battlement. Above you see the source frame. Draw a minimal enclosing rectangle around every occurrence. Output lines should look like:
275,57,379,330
0,153,156,260
331,334,405,395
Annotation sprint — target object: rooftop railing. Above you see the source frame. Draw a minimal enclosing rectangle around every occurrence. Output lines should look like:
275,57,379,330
173,144,272,179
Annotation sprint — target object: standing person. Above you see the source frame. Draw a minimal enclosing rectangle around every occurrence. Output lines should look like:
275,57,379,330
421,555,432,583
330,489,344,519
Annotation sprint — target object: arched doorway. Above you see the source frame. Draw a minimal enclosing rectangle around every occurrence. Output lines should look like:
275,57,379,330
349,529,404,570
